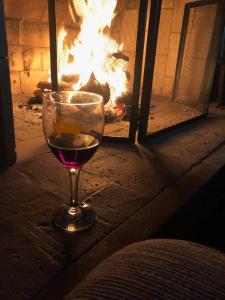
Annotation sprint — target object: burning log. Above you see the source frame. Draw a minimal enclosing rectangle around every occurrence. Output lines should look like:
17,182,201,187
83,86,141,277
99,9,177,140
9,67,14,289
105,102,128,123
36,75,110,105
116,92,132,106
79,73,110,105
33,81,73,104
28,0,133,124
104,92,132,123
61,74,79,83
112,52,129,62
37,81,73,91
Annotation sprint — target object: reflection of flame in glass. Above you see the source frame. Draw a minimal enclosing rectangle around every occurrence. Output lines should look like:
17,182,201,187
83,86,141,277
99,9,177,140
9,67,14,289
56,0,128,104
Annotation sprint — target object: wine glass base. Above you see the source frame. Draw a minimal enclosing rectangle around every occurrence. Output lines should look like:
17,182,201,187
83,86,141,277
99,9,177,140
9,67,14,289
53,203,95,233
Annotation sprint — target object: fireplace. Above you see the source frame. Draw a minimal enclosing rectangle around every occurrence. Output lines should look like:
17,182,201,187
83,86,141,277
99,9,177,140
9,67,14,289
46,0,148,143
0,0,225,168
3,0,149,145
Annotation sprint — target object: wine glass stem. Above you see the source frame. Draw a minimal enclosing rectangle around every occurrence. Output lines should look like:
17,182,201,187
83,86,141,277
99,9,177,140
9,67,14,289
69,168,80,208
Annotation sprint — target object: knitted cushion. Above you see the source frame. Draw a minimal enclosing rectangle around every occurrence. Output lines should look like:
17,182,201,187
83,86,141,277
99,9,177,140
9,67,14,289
65,239,225,300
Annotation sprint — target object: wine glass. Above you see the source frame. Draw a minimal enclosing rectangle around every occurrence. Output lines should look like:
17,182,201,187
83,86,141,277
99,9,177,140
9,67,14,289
42,91,104,232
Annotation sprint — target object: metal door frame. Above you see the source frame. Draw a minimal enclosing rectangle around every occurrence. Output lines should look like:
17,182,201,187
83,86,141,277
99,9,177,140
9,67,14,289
0,0,16,171
172,0,223,106
138,0,225,143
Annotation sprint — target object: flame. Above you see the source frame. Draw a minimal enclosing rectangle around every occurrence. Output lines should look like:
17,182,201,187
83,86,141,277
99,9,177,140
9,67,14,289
56,0,128,103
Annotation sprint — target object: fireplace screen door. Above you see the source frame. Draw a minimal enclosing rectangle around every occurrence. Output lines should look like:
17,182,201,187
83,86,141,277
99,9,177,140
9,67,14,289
138,0,225,143
172,0,223,114
47,0,149,143
1,0,225,171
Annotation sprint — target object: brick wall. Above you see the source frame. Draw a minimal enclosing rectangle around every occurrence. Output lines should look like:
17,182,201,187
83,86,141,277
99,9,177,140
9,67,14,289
112,2,139,92
4,0,49,94
152,0,197,98
175,4,218,107
6,0,197,98
4,0,139,96
4,0,78,95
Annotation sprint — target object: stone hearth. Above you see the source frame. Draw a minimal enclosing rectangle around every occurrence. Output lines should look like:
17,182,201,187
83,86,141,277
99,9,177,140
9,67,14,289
0,103,225,299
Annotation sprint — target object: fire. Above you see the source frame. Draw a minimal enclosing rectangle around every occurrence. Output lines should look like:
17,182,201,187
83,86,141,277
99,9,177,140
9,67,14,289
56,0,128,104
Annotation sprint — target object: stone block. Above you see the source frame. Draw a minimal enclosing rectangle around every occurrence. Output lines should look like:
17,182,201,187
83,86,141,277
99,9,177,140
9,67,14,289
163,76,174,96
120,10,138,53
172,0,196,33
22,47,42,71
165,33,180,76
8,46,23,71
61,26,79,46
165,54,177,77
156,8,173,55
111,13,123,43
21,71,48,93
126,0,139,10
19,21,49,47
4,0,46,20
172,0,186,33
115,1,129,14
187,9,194,33
168,33,180,58
124,51,135,91
152,54,167,96
111,31,121,45
8,46,43,72
188,5,217,59
5,19,19,45
10,72,21,95
56,0,79,26
15,150,112,202
176,57,206,104
42,48,50,71
16,137,47,162
40,4,49,23
162,0,174,9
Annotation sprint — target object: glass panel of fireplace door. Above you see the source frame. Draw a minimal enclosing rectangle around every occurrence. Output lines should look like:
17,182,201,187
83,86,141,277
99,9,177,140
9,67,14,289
53,0,141,140
172,2,219,116
4,0,50,161
143,0,219,136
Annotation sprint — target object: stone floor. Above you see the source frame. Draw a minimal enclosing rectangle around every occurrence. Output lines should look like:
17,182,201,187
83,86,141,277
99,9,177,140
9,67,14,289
148,95,202,133
12,94,130,162
13,94,206,162
1,103,225,300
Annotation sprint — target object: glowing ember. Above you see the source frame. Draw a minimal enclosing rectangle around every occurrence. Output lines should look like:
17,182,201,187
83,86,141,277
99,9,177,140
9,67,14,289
56,0,129,105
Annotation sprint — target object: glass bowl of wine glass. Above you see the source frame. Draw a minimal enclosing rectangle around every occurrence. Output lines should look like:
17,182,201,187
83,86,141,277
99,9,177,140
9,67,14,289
42,91,104,233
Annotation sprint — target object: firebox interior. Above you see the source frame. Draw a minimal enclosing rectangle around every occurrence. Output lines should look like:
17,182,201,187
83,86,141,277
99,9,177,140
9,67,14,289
2,0,224,160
